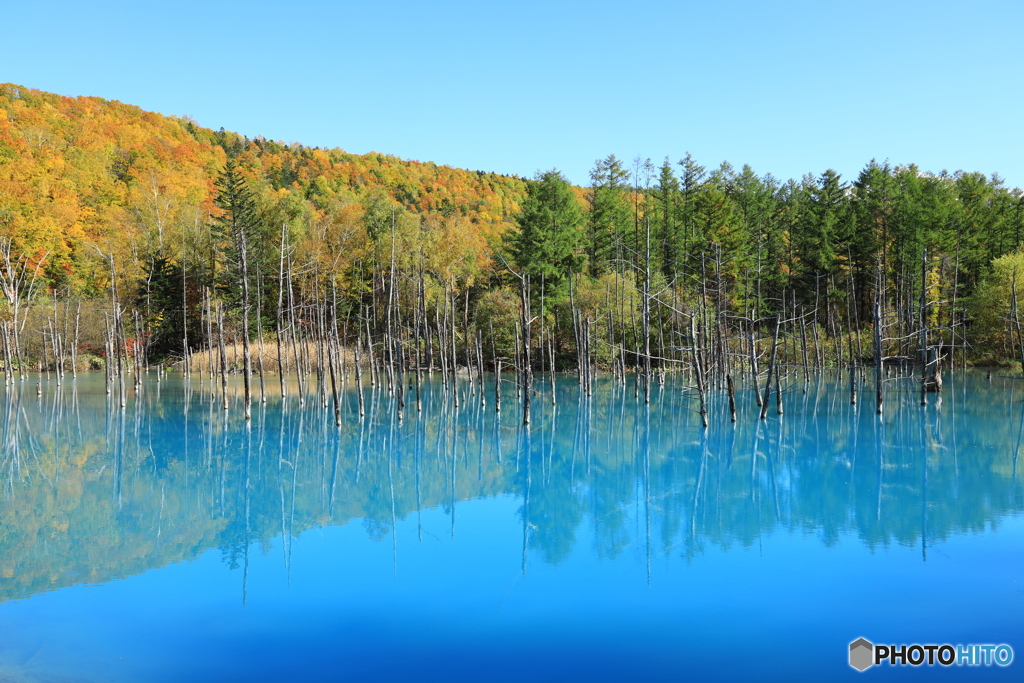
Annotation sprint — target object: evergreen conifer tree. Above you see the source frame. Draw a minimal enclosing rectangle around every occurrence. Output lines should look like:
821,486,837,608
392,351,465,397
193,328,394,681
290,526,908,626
510,169,584,286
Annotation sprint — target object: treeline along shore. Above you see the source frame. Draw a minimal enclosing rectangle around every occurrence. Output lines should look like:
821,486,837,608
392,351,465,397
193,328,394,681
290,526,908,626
2,83,1024,423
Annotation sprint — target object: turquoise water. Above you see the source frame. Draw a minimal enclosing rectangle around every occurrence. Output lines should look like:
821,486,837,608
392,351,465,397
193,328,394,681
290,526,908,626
0,372,1021,681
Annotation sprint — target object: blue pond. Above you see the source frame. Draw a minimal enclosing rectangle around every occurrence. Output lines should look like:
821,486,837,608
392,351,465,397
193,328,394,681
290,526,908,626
0,371,1021,681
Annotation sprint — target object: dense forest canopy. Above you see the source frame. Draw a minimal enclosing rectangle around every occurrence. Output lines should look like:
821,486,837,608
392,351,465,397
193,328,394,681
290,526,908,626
1,82,1023,371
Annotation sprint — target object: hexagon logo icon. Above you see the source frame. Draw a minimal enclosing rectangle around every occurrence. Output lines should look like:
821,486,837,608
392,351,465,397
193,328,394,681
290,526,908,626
850,638,874,672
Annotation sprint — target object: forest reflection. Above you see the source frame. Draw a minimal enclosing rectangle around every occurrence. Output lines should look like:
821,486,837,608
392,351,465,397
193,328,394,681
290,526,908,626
1,372,1021,602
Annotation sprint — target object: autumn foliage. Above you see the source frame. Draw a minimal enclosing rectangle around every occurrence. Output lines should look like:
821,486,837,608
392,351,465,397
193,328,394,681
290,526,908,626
0,83,526,303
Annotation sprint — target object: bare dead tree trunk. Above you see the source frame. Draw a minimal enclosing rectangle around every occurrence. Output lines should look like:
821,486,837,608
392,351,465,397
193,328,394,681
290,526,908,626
289,264,306,405
103,315,112,394
726,373,737,422
109,253,126,408
72,301,80,379
520,275,532,425
276,229,287,399
691,316,708,428
327,313,341,427
414,278,423,412
354,336,365,418
874,298,884,415
1,323,10,386
1012,275,1024,374
775,365,783,416
749,316,762,407
255,272,266,403
919,249,928,407
759,315,781,421
451,289,461,406
495,358,502,413
218,301,229,411
799,308,809,392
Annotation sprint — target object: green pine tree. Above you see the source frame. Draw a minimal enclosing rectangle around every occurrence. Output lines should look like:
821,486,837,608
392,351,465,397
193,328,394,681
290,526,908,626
510,169,585,286
587,155,632,276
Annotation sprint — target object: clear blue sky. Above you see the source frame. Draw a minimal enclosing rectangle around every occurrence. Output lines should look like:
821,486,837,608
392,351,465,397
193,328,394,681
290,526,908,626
5,0,1023,190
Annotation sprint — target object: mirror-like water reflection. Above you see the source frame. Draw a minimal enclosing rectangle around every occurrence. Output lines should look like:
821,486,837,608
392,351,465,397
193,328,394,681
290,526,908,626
0,372,1021,681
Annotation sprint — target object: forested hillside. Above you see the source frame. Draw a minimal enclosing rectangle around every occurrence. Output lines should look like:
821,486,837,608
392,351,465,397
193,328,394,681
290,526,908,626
0,82,524,289
1,82,1023,386
0,83,526,363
